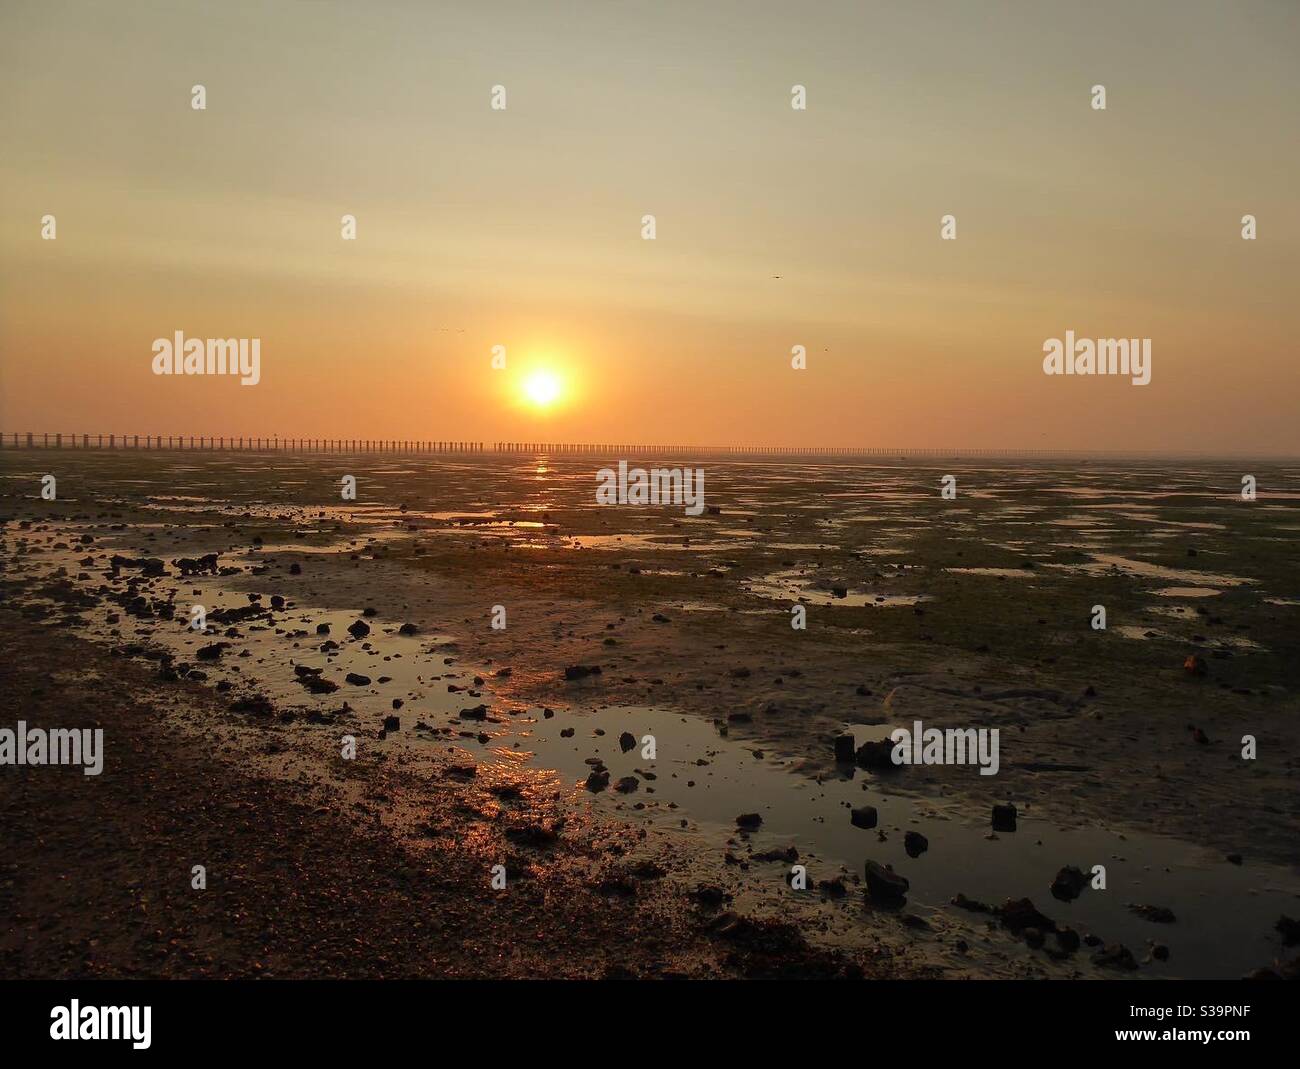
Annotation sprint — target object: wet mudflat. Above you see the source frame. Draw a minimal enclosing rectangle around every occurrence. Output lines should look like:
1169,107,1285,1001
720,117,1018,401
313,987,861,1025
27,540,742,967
2,450,1297,978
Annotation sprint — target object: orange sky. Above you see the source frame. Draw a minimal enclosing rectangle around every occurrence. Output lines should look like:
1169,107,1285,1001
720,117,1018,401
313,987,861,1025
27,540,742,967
2,0,1297,454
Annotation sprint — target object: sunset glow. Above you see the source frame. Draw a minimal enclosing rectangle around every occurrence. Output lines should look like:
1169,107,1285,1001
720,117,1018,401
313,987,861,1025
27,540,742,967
521,369,563,410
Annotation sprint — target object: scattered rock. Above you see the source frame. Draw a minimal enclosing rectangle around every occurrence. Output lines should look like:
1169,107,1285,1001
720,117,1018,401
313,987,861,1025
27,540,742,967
855,738,897,771
991,803,1018,832
1050,865,1088,902
228,694,275,717
951,893,995,914
864,860,909,903
850,806,878,830
999,898,1057,934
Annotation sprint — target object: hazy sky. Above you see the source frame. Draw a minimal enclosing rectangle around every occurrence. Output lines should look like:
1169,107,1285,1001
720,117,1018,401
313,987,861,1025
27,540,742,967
2,0,1297,453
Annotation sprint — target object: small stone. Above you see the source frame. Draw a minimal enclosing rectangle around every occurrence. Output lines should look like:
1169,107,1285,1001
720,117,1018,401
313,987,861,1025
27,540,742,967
851,806,878,829
864,860,909,903
992,803,1018,832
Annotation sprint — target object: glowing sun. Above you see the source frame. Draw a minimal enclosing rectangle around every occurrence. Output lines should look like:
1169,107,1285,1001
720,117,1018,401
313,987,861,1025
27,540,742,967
522,369,563,409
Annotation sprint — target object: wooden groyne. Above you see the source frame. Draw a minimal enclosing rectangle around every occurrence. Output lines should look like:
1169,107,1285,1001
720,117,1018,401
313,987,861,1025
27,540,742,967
0,433,483,453
0,433,1081,459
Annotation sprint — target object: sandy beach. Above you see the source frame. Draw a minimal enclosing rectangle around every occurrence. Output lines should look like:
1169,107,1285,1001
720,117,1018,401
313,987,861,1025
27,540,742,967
2,449,1296,980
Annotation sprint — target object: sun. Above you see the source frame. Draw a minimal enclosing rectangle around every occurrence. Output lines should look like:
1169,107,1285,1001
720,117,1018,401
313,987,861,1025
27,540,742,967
522,369,563,409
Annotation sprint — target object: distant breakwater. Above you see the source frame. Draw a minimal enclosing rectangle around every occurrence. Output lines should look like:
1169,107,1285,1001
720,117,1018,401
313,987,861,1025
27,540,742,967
0,432,1084,459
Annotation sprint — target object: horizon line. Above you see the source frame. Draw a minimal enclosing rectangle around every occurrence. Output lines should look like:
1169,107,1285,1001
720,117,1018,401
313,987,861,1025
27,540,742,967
1,431,1296,463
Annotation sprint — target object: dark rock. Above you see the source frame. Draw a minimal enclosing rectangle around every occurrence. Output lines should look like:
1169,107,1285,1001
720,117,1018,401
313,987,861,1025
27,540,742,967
383,715,400,731
584,769,610,792
692,885,728,908
229,694,275,717
344,672,371,686
834,733,856,763
735,813,763,830
619,731,637,752
864,860,909,902
298,674,338,694
850,805,878,829
818,877,847,898
991,803,1018,832
563,664,602,680
1000,898,1057,933
753,846,799,863
855,737,898,771
347,619,370,639
951,893,994,914
1051,865,1089,901
903,831,929,857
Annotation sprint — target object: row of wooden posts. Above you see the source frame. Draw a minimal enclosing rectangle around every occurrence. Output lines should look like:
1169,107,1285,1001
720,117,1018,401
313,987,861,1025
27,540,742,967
0,433,483,453
0,433,1075,458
